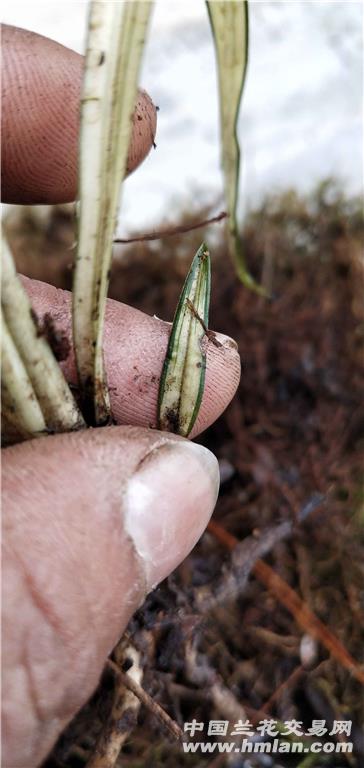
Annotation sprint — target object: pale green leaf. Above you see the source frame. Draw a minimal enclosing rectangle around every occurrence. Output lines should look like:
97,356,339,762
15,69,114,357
158,243,211,437
1,238,84,435
73,1,153,425
207,0,264,293
1,308,46,441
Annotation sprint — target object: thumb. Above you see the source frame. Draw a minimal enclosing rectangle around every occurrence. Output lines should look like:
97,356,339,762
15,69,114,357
2,426,219,768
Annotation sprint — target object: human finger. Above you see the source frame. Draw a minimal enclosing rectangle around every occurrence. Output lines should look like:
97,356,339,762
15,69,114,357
1,24,157,204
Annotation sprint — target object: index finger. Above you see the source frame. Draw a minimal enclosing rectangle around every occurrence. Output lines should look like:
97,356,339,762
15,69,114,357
1,24,157,204
22,276,241,439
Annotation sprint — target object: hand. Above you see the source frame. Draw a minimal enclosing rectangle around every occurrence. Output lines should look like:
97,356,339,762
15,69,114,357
1,25,241,768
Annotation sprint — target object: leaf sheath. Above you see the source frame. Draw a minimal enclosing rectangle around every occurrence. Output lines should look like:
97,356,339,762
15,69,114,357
158,243,211,437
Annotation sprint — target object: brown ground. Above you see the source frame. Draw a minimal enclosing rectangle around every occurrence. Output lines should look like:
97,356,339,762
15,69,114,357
5,179,364,767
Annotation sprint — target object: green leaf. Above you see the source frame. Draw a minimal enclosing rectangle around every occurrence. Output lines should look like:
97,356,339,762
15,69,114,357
1,308,46,441
1,238,84,435
73,1,153,425
158,243,211,437
207,0,265,294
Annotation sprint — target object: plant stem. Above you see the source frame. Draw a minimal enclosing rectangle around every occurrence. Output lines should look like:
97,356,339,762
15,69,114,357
1,310,46,441
2,238,85,434
73,1,153,425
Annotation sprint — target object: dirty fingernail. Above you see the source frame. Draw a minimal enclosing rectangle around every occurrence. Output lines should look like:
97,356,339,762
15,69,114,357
124,440,219,589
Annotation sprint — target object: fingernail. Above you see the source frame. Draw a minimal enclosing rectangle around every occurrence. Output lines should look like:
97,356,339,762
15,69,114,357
124,440,219,589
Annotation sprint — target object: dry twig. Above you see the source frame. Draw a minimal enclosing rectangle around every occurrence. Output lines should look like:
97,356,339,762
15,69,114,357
262,664,305,712
86,646,142,768
195,521,292,612
208,520,364,686
106,659,183,743
113,211,227,244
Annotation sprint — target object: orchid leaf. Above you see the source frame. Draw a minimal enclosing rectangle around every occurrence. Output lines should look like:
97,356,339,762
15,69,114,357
1,238,84,435
207,0,264,294
1,309,46,442
73,1,153,425
158,243,211,437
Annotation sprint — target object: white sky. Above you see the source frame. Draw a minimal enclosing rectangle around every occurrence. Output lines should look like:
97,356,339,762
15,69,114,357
2,1,363,233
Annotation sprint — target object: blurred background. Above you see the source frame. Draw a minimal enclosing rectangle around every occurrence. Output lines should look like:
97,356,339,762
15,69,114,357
2,0,363,233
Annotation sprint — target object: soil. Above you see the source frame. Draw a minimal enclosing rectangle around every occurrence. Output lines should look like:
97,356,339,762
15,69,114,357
4,179,364,767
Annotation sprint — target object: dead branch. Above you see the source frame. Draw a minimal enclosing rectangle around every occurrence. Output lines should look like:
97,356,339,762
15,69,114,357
195,521,292,613
208,519,364,686
86,645,141,768
113,211,228,244
262,664,305,712
106,659,183,743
